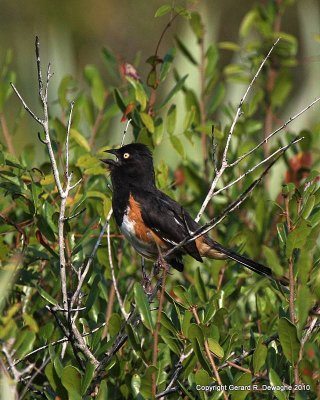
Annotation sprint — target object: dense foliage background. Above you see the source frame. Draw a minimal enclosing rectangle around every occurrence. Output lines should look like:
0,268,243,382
0,1,319,399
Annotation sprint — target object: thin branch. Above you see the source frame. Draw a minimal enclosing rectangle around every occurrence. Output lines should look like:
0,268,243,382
196,39,280,222
10,83,43,125
2,344,34,382
229,96,320,168
35,36,43,97
18,357,49,400
12,322,106,368
156,348,193,399
120,118,132,147
65,101,74,179
211,137,303,199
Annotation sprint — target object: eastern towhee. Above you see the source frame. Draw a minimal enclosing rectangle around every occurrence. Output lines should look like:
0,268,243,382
102,143,287,285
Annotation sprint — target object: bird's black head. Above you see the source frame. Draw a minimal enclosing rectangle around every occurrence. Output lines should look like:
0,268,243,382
101,143,156,189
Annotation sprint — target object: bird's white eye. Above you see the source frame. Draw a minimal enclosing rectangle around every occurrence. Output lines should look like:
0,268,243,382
123,152,130,159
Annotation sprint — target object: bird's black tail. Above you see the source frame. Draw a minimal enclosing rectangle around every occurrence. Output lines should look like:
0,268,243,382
205,238,289,286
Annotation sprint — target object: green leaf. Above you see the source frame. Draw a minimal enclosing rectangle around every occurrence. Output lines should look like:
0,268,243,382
286,222,311,258
61,365,82,400
160,312,177,334
126,77,147,110
239,9,257,37
187,323,205,346
181,310,193,337
84,65,105,109
277,223,286,246
207,82,225,114
37,286,58,306
253,337,267,374
140,112,154,133
174,5,190,18
70,128,90,152
81,362,95,395
262,245,283,276
108,313,122,336
269,368,287,400
218,41,241,51
278,317,300,365
190,12,204,41
191,338,211,375
301,195,315,219
297,286,313,334
113,88,126,112
194,267,207,303
207,338,224,358
195,370,211,389
203,300,217,324
140,366,157,399
271,72,292,108
173,285,191,307
58,75,76,109
158,74,188,109
166,104,176,135
134,283,154,332
154,117,164,145
231,373,251,400
170,135,185,158
13,330,36,359
160,47,176,82
175,36,198,65
154,4,172,17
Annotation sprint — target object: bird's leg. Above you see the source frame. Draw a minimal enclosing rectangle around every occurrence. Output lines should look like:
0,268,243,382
141,257,152,294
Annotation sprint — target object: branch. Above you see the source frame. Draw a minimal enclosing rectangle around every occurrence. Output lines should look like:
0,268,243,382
210,137,303,199
120,118,132,147
196,38,280,222
229,95,320,168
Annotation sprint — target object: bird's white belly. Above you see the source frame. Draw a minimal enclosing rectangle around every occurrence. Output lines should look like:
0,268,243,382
120,212,157,259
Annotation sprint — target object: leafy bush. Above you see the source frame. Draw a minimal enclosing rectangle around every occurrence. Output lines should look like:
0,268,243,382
0,2,319,399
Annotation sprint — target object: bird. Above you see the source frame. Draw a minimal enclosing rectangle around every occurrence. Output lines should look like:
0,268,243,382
101,143,287,285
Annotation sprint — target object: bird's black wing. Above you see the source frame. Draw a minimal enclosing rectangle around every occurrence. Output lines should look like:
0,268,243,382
135,189,203,262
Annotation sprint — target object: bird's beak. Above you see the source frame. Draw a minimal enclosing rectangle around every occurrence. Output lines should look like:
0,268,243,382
100,149,119,168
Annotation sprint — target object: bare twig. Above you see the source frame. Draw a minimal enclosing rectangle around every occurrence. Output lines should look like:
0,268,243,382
18,357,50,399
11,36,99,369
210,137,303,199
12,322,107,368
2,344,34,382
65,101,74,179
196,39,280,222
120,118,132,147
229,96,320,168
